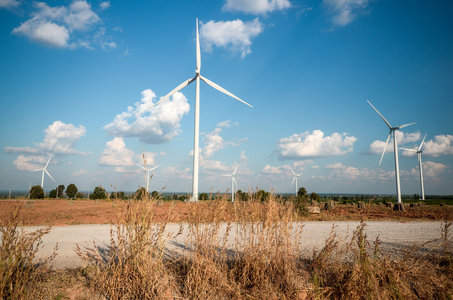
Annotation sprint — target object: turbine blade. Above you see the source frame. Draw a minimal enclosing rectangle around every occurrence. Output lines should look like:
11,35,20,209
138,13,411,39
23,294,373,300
31,169,43,172
290,167,296,176
149,164,161,171
367,100,392,129
418,134,427,151
199,75,253,108
196,18,201,73
398,122,416,129
233,177,238,187
400,148,417,152
379,132,391,165
136,163,146,170
232,166,238,175
45,154,53,169
155,76,196,106
291,177,296,186
45,169,55,182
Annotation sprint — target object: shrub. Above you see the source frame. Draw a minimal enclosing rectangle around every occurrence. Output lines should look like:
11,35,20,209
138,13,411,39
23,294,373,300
29,185,44,199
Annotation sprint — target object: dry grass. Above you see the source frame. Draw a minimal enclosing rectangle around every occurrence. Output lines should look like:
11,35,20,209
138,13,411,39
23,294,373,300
1,197,452,299
0,205,57,299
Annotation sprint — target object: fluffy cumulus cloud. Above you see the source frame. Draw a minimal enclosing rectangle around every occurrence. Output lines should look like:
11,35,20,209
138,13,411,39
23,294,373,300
274,130,357,160
11,1,115,49
201,18,263,58
5,121,86,155
104,89,190,144
0,0,19,9
369,131,421,155
223,0,291,15
322,0,370,27
12,155,52,171
100,1,110,10
261,160,313,176
324,162,393,181
403,161,448,180
423,135,453,157
98,137,135,166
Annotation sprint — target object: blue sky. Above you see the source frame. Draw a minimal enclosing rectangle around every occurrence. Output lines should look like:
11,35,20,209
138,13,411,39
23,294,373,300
1,0,452,195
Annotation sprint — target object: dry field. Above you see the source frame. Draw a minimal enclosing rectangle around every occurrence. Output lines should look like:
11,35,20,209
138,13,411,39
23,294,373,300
0,199,451,226
1,198,452,299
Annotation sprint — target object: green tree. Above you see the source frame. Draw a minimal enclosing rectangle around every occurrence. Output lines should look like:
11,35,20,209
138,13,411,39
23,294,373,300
151,190,160,199
29,185,44,199
56,185,65,198
49,189,57,198
255,189,269,202
199,193,208,201
135,187,148,200
91,186,107,199
310,192,320,201
76,192,83,199
66,183,78,198
298,187,307,198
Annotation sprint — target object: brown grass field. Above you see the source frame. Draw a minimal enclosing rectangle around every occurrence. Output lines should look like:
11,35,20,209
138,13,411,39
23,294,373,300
1,198,452,299
0,199,451,226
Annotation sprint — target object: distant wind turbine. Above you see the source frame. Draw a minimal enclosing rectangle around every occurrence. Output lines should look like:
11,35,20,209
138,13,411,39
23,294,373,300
367,100,416,204
401,134,427,201
290,167,301,196
31,154,55,191
154,19,253,202
222,166,238,202
137,163,160,193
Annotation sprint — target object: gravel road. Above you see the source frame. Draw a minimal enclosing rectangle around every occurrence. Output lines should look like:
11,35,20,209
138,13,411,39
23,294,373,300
26,221,445,269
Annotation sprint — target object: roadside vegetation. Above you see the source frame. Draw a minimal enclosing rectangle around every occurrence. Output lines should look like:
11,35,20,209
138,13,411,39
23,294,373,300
1,192,452,299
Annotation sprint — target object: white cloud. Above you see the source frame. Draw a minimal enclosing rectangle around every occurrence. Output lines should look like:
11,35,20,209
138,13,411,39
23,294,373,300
104,89,190,144
369,131,421,155
5,121,86,155
99,137,136,166
12,18,70,47
0,0,20,9
100,1,110,10
73,169,89,176
423,135,453,157
322,0,370,27
223,0,291,15
13,155,51,171
136,151,158,167
274,130,357,159
403,161,448,179
200,18,264,58
324,162,393,181
11,1,113,49
262,164,282,174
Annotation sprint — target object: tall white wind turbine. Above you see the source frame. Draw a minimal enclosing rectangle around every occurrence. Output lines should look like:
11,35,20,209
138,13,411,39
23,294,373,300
401,134,427,200
367,100,416,204
31,154,55,191
136,163,160,193
222,166,238,202
290,167,301,196
154,19,252,202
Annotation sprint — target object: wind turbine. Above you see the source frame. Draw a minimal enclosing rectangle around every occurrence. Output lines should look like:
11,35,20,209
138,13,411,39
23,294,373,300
222,166,238,202
367,100,416,204
290,167,301,196
136,163,160,193
401,134,427,200
31,154,55,191
154,19,253,202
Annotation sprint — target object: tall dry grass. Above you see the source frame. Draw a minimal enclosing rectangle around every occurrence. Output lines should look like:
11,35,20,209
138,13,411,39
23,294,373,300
0,204,57,299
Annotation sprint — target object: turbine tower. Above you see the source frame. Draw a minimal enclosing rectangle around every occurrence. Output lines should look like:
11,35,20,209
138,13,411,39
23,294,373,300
290,167,301,196
136,163,160,193
154,19,252,202
367,100,416,204
222,166,238,202
31,154,55,191
401,134,427,200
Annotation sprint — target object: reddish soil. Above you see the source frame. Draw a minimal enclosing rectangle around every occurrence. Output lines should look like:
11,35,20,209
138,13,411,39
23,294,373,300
0,199,451,226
